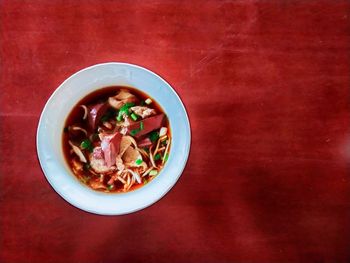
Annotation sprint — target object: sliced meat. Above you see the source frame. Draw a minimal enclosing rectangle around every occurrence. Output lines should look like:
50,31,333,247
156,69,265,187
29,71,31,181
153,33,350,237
127,114,165,138
101,132,122,167
89,147,111,173
137,137,153,147
87,103,109,130
130,106,156,119
119,136,132,156
108,89,138,110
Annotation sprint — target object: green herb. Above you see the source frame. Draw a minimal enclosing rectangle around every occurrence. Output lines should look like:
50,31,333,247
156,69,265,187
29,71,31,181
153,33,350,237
63,126,69,133
140,100,146,106
154,153,161,161
131,113,138,121
149,170,158,176
107,184,114,191
149,131,159,143
116,115,123,122
140,121,144,130
135,159,143,165
161,140,167,146
143,178,148,184
163,153,169,162
130,129,140,136
80,139,93,152
116,102,135,121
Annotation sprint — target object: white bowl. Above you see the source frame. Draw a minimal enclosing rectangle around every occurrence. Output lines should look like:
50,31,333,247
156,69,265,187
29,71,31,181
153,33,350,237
36,62,191,215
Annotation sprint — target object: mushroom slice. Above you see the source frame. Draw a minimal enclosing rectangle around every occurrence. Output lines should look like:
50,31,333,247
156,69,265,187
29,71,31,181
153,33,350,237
122,146,142,165
68,141,87,163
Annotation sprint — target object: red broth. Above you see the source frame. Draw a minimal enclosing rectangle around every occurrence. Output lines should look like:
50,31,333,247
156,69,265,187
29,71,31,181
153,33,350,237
62,86,171,193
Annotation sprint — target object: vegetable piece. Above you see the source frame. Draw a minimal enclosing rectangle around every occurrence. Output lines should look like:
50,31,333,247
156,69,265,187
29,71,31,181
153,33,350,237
140,121,144,130
154,153,161,161
149,170,158,176
163,153,169,162
116,102,135,121
159,127,167,137
131,113,138,121
69,141,87,163
129,121,144,136
143,178,148,184
80,139,93,152
130,129,139,136
145,98,152,105
64,127,69,133
107,184,114,191
135,159,143,165
149,131,159,143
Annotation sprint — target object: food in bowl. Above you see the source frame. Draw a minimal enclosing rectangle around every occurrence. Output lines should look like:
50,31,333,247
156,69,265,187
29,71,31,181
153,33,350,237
63,86,171,193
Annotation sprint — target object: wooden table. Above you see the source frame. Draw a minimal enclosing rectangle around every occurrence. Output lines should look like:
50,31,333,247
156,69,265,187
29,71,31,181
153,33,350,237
1,1,349,262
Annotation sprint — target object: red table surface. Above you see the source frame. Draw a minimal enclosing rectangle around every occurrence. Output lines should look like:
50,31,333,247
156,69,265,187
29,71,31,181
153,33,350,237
1,1,350,262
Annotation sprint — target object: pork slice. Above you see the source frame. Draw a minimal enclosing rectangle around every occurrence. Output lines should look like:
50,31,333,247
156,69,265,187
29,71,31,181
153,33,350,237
127,114,165,138
87,103,109,130
101,132,122,167
137,137,153,147
89,147,111,173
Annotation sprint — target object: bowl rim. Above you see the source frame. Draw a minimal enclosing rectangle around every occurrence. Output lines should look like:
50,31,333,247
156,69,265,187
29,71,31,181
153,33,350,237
36,62,191,215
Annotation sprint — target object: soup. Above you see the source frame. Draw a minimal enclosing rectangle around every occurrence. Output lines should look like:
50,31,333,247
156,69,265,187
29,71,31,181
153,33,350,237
62,87,171,193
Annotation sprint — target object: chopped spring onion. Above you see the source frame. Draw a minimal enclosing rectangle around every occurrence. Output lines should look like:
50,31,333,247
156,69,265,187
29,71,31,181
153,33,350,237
135,159,143,165
149,131,159,142
145,98,152,105
107,184,114,190
154,153,161,161
163,153,169,162
140,121,144,130
149,170,158,176
130,129,140,136
80,139,93,152
131,113,138,121
116,102,135,121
